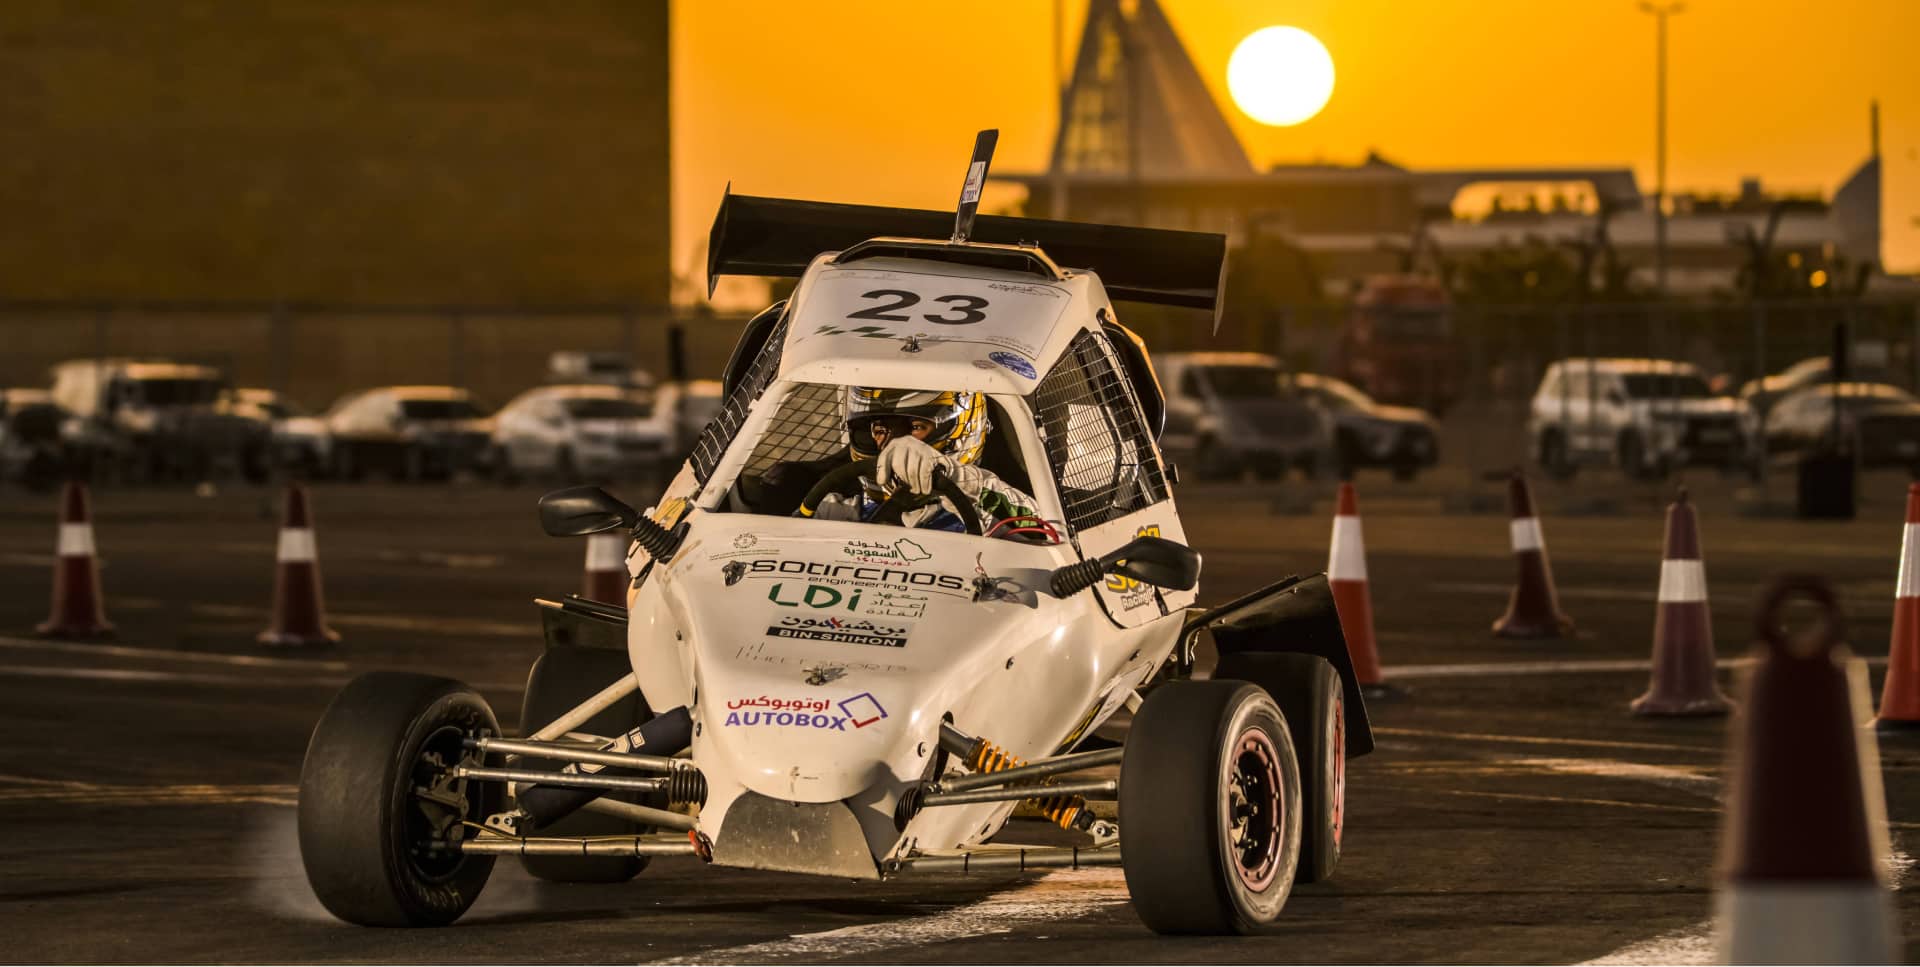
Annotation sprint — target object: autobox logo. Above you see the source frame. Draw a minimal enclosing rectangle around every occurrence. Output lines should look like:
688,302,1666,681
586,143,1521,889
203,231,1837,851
721,692,889,731
767,614,910,648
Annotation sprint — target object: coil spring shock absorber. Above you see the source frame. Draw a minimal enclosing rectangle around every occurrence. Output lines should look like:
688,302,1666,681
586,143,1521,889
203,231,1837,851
958,735,1093,832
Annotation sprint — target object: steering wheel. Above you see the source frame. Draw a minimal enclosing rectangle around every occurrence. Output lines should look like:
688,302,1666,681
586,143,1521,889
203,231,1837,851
796,458,986,537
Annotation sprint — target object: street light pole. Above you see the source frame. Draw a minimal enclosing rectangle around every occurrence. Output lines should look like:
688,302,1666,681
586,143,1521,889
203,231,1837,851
1639,1,1683,297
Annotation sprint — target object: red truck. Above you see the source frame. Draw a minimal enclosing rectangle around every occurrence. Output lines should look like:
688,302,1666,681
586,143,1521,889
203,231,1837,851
1332,276,1462,414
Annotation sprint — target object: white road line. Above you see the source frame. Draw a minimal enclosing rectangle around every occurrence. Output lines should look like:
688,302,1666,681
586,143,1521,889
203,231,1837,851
1387,655,1884,681
0,664,350,689
1429,580,1887,603
0,635,349,671
0,773,297,808
645,868,1130,965
1374,726,1718,755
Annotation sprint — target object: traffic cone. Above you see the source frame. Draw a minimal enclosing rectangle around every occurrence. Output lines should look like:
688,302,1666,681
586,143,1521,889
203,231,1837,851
1874,482,1920,732
1328,482,1395,698
582,532,627,605
35,480,113,639
257,484,339,647
1632,488,1730,717
1715,575,1897,964
1492,471,1573,638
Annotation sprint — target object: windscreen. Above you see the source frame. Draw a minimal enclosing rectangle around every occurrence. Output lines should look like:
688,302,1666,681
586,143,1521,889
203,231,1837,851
1203,366,1284,399
1621,374,1712,399
563,398,651,420
401,399,482,420
136,379,225,406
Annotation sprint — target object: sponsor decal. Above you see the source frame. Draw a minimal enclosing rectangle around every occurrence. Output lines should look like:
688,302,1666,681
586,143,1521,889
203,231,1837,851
707,531,768,562
767,582,862,610
720,692,889,731
731,642,910,674
988,350,1038,380
842,538,931,565
863,589,930,618
733,533,758,550
1103,525,1162,611
732,558,971,598
767,614,910,648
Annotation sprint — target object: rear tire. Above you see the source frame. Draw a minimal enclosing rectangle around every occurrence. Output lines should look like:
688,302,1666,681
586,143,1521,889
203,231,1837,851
1120,680,1302,935
1540,430,1576,480
517,646,655,883
297,672,500,927
1213,653,1345,883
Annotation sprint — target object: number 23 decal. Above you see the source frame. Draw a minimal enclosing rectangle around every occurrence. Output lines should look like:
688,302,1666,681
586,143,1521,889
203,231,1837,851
847,289,988,325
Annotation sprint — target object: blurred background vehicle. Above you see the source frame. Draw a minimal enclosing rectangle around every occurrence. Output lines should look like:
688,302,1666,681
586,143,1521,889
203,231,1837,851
1529,358,1753,480
1157,352,1334,481
490,384,668,482
1762,382,1920,478
646,379,725,458
49,359,271,483
323,386,492,482
546,350,654,389
1286,372,1440,481
224,388,333,476
1331,275,1462,415
0,388,68,491
1739,352,1894,418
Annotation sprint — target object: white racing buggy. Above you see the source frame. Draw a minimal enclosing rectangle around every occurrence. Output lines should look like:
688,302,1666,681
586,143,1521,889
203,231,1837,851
296,132,1375,935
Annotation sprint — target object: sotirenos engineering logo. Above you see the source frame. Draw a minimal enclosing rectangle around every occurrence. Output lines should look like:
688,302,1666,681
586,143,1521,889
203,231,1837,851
721,692,889,732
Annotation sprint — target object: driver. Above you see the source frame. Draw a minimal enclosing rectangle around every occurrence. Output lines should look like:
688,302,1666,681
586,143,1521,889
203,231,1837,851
799,387,1039,531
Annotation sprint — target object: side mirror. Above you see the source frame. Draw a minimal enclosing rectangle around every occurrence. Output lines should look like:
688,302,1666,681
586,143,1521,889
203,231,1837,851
1049,535,1202,598
539,485,638,537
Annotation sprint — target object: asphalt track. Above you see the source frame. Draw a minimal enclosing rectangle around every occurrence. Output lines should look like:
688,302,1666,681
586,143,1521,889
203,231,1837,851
2,467,1917,963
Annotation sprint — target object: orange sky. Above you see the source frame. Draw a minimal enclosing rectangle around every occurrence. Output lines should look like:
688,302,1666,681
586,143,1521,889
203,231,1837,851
672,0,1917,302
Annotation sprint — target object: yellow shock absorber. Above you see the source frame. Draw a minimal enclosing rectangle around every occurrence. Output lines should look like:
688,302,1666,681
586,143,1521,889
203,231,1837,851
963,738,1087,831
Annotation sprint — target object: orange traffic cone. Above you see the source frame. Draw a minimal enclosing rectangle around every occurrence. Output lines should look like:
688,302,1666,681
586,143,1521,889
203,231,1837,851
1492,471,1573,638
36,480,113,639
1715,575,1897,963
1874,482,1920,732
257,484,339,647
1328,482,1395,698
582,532,627,605
1632,488,1730,716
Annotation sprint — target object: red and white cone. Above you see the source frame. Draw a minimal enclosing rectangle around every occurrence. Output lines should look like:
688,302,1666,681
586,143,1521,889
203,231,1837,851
1632,488,1730,716
1715,576,1898,963
1328,483,1395,698
1492,471,1574,638
258,484,339,647
36,480,113,640
1874,482,1920,732
582,532,628,605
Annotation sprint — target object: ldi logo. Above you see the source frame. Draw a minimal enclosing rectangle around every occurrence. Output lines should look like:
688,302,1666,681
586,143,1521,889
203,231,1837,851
767,583,858,610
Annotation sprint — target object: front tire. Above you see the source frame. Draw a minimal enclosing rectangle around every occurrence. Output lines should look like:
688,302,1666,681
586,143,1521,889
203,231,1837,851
1120,680,1303,935
297,672,500,927
517,646,654,883
1213,653,1345,883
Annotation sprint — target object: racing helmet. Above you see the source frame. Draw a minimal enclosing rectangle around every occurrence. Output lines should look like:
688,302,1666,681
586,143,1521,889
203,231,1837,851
844,387,989,464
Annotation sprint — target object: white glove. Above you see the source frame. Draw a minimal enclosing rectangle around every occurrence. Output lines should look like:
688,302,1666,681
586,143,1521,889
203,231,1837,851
812,492,865,521
875,436,954,496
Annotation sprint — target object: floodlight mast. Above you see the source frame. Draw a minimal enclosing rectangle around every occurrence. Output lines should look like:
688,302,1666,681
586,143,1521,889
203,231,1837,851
951,129,999,244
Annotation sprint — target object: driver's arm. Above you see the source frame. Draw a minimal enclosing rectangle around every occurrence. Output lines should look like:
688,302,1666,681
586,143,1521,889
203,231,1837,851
876,437,1039,523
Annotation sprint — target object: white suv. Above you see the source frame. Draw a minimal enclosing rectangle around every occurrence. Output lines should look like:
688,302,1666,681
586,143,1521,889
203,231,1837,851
1529,359,1753,479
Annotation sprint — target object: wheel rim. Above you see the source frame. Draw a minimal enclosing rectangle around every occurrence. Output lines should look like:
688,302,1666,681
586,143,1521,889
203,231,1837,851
1227,726,1285,892
405,722,484,882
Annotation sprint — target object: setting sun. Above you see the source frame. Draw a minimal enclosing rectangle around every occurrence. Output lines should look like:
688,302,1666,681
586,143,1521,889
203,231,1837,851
1226,25,1335,127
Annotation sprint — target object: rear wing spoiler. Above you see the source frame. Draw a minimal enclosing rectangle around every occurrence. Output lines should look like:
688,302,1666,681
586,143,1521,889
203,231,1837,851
707,190,1228,321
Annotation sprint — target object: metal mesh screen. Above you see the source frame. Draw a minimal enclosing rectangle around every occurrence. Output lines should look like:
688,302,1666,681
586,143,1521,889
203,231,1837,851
1033,330,1169,529
690,319,788,483
741,382,847,477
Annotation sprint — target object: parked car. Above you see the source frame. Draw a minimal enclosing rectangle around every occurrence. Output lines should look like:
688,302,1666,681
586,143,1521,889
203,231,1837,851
1157,352,1334,480
1286,373,1439,481
0,389,67,490
49,358,271,482
225,388,332,474
491,384,669,480
1529,358,1753,480
547,350,653,389
1763,382,1920,477
647,379,725,459
1740,355,1892,417
324,386,492,481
